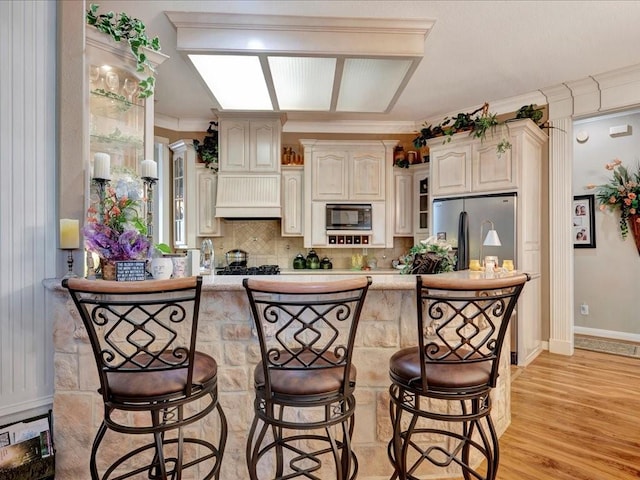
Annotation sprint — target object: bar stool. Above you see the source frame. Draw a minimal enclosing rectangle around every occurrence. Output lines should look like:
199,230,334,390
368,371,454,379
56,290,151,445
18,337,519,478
63,276,227,480
388,273,530,480
243,276,371,480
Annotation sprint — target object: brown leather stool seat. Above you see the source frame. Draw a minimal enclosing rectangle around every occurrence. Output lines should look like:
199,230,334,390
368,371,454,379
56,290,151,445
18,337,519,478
244,276,371,480
389,346,491,391
387,274,530,480
63,277,227,480
254,350,357,397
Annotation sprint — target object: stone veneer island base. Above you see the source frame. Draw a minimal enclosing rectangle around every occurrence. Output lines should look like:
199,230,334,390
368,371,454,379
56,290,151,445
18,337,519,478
46,271,513,480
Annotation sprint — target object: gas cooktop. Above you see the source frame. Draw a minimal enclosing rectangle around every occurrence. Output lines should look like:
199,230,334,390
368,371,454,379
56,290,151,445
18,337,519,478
215,265,281,276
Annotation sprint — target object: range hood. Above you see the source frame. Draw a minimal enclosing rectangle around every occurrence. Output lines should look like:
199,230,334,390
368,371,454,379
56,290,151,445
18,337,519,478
215,174,281,218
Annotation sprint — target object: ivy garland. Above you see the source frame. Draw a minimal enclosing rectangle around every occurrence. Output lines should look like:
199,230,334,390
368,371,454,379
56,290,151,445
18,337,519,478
86,4,161,99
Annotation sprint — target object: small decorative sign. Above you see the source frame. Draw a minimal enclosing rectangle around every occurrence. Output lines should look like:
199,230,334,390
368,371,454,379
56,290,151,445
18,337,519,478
115,261,147,281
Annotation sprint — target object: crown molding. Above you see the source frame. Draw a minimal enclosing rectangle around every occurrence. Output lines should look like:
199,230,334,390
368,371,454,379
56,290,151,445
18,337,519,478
155,112,417,135
155,114,211,132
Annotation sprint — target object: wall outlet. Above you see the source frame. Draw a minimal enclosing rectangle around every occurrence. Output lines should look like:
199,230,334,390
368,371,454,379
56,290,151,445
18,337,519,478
580,303,589,315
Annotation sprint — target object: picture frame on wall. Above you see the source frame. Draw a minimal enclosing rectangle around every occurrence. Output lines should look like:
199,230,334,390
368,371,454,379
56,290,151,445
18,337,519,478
573,194,596,248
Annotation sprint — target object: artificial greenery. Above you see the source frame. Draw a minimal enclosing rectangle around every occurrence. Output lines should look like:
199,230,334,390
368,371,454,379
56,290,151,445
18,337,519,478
412,103,550,159
400,237,457,275
86,4,161,99
193,121,219,171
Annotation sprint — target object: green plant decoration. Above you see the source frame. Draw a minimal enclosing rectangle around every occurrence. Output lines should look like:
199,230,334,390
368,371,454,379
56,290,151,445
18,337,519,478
86,4,161,99
412,103,552,158
193,121,219,171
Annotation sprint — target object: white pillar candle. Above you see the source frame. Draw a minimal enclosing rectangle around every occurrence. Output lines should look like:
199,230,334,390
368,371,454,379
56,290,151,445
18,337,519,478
60,219,80,249
93,152,111,180
140,159,158,179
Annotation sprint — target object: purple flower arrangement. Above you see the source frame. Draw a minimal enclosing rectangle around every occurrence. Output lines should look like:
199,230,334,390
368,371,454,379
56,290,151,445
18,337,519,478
83,186,150,261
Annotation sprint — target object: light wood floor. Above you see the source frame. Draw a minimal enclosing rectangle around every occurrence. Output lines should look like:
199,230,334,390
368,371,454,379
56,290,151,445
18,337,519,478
496,349,640,479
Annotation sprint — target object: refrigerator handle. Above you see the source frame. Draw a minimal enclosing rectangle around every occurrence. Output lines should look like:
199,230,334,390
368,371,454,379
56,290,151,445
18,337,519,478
457,211,469,270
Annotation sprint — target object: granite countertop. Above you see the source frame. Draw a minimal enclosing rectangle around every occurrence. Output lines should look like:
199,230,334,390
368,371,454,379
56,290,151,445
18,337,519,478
44,269,536,292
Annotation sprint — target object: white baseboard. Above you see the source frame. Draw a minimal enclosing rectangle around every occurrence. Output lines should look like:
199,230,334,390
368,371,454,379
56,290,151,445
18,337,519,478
574,326,640,343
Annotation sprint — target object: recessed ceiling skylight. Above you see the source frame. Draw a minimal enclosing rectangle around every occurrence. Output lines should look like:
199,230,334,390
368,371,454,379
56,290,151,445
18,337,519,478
168,12,434,114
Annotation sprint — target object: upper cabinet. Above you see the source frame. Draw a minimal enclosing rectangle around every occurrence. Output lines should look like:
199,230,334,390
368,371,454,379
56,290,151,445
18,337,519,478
429,119,545,197
300,139,397,248
307,145,387,201
215,113,283,218
219,115,281,173
86,28,168,174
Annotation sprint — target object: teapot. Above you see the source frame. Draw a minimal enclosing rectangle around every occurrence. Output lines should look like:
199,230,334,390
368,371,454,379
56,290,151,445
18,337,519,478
293,253,306,269
306,249,320,269
320,257,333,269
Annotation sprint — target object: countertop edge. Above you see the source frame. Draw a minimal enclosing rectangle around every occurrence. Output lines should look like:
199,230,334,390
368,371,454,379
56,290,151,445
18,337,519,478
44,270,538,292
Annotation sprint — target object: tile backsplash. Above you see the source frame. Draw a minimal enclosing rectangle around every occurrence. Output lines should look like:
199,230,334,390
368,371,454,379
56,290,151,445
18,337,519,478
200,220,415,270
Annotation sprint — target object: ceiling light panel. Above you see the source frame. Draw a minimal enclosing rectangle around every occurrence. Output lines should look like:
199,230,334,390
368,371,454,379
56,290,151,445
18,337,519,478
337,58,413,112
268,56,336,111
189,54,273,110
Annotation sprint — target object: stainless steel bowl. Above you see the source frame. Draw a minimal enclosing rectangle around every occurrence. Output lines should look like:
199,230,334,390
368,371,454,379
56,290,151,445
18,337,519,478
225,249,247,267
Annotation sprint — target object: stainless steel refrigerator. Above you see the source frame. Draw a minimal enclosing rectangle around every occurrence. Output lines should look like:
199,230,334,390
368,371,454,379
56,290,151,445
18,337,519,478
432,192,518,362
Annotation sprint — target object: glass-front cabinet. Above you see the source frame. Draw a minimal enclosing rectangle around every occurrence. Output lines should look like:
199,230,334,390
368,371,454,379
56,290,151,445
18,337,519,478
89,63,144,171
85,28,168,244
413,163,430,238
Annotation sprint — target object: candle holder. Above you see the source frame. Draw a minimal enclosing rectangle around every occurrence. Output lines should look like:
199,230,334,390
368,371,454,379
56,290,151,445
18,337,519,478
63,249,78,279
142,176,157,242
92,177,110,224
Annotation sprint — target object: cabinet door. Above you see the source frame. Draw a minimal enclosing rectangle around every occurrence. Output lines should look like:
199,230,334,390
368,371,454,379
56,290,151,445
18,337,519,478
350,151,385,200
220,120,249,171
196,167,222,236
312,151,348,200
393,171,413,236
413,165,430,236
430,145,472,196
472,139,517,192
172,150,187,249
250,120,280,172
370,202,387,246
281,167,304,236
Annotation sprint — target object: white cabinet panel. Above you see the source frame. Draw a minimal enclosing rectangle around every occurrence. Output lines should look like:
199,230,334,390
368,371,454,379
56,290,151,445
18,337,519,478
393,171,413,236
220,120,250,171
282,167,304,236
219,116,281,173
196,166,222,236
472,139,517,192
430,145,472,196
351,152,385,200
312,151,348,200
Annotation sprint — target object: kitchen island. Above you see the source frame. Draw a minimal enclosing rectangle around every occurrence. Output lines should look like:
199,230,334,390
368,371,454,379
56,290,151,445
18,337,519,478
46,270,517,480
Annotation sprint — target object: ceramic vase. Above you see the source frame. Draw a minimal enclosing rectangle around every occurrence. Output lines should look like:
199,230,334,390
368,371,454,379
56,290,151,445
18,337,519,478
151,256,173,280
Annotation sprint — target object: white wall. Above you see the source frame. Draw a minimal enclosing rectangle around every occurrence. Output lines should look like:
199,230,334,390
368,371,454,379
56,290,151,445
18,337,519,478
0,1,57,423
573,110,640,338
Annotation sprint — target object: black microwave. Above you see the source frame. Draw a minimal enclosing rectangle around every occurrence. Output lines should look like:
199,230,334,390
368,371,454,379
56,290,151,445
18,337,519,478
326,204,372,230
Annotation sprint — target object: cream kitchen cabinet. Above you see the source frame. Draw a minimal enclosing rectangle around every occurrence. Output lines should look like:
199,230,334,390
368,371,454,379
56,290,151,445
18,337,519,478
300,139,397,248
301,140,395,202
412,163,430,238
281,166,304,236
218,114,282,173
429,119,542,197
196,165,223,237
169,140,222,250
393,169,414,236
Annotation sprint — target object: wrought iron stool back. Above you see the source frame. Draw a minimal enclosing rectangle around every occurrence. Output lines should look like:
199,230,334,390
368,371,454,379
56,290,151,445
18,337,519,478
63,276,227,480
388,273,529,480
243,276,371,480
